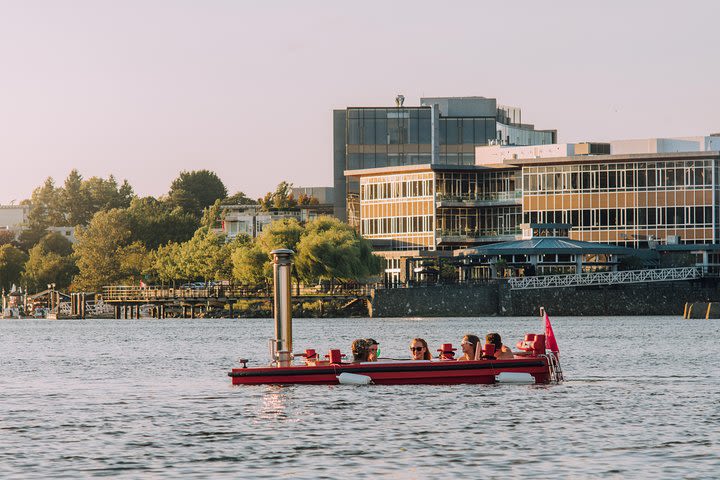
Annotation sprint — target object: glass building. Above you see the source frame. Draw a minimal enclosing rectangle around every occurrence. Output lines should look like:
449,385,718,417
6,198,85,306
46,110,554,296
334,96,556,224
516,151,719,248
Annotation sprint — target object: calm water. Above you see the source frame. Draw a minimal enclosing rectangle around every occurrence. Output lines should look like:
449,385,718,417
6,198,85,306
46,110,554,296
1,316,718,479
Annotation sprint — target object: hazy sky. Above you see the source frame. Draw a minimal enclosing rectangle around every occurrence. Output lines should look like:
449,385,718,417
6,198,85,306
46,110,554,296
1,0,718,204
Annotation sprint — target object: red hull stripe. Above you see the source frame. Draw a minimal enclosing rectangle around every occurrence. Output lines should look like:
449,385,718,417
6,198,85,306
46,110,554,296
229,359,547,378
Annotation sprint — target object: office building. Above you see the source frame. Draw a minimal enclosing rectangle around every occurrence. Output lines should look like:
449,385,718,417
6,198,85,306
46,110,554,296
334,96,557,224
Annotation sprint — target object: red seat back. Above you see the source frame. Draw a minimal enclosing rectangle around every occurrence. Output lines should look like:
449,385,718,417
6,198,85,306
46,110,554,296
328,349,343,364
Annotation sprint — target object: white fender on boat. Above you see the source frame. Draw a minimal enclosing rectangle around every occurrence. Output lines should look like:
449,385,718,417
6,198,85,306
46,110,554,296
337,372,373,385
496,372,535,383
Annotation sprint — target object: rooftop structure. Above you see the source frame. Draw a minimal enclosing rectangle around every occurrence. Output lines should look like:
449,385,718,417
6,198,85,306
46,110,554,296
334,95,557,223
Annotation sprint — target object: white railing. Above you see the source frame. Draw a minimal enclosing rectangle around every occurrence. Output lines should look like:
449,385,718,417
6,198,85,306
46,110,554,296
508,267,702,290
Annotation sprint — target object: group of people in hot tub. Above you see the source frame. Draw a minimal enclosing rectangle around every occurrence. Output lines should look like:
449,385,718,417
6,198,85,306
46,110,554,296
350,333,514,362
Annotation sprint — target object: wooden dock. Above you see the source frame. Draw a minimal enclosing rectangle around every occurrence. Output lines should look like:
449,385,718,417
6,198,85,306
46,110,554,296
101,285,371,318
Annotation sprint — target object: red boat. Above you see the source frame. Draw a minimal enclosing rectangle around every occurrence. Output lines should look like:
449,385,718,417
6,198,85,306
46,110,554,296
228,250,563,386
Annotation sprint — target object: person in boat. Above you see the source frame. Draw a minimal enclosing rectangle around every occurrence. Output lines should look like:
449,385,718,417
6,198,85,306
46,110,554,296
457,334,480,361
486,333,514,359
365,338,379,361
351,338,371,362
409,338,432,360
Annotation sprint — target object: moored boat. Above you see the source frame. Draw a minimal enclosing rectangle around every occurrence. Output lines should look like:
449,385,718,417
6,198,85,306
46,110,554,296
228,250,563,386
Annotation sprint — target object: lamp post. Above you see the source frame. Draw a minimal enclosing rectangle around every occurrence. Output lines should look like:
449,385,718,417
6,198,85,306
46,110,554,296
48,283,56,312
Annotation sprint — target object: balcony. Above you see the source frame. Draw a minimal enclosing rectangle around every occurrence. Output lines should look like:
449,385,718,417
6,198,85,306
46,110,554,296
436,228,520,245
435,191,522,208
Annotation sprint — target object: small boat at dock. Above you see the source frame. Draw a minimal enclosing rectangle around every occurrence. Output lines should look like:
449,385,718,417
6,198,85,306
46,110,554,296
228,249,562,386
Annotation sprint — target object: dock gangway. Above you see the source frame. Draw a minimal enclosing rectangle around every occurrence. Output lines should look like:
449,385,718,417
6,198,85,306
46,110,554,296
507,267,702,290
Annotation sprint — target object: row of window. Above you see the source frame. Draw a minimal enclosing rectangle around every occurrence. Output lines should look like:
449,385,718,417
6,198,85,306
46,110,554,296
436,171,517,198
524,206,714,228
523,161,714,193
362,178,434,200
362,215,434,235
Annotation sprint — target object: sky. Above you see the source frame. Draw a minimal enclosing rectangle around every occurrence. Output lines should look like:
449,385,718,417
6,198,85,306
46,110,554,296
1,0,718,204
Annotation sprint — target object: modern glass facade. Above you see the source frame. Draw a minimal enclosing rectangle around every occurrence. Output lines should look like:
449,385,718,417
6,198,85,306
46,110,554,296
336,97,556,225
521,156,718,247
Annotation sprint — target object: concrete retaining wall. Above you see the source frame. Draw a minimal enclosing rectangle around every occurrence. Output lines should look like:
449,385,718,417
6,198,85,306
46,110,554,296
369,284,499,317
369,278,720,317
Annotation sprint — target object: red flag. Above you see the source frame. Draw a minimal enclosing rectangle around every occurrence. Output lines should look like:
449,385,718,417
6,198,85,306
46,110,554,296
544,310,559,357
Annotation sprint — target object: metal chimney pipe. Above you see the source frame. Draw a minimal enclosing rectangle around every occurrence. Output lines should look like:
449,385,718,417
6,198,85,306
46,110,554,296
271,249,294,365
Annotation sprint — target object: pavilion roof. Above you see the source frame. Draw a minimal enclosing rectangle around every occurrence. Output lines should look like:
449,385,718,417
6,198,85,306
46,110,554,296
454,237,633,256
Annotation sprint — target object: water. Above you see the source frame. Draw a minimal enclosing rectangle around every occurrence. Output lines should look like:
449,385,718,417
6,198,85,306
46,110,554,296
1,316,718,479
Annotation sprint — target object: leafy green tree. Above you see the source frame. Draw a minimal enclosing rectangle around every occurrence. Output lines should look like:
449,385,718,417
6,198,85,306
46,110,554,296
200,199,224,230
223,191,257,206
231,244,271,286
168,170,228,218
21,233,77,291
125,197,198,249
258,181,297,211
73,209,133,291
26,178,64,231
295,216,381,287
0,244,28,291
0,230,15,246
62,169,87,226
152,242,183,285
81,175,134,217
16,227,48,252
117,241,151,284
179,227,227,281
256,218,303,253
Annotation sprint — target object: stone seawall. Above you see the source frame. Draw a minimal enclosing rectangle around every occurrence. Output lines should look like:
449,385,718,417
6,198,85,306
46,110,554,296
369,283,499,317
369,278,720,317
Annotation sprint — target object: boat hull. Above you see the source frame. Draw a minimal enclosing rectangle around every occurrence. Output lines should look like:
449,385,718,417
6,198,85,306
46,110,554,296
229,357,551,385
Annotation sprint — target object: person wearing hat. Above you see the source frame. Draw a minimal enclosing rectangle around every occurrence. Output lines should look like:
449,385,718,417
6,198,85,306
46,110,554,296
351,338,371,362
365,338,379,361
457,334,480,361
409,338,432,360
486,333,514,359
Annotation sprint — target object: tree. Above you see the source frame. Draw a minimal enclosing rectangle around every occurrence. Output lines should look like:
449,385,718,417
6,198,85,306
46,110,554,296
81,175,134,216
223,191,257,206
21,233,77,291
73,209,133,291
200,199,224,230
125,197,198,250
117,241,151,284
26,178,64,231
256,218,303,253
0,244,28,291
0,230,15,246
231,244,271,286
179,227,227,281
168,170,228,218
258,181,297,211
62,169,87,226
294,216,381,287
152,242,183,285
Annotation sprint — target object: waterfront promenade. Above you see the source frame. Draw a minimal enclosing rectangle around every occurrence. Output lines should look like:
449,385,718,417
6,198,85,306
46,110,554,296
100,284,372,318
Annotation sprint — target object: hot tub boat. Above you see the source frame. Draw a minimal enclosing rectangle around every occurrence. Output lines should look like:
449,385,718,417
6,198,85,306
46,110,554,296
228,250,562,386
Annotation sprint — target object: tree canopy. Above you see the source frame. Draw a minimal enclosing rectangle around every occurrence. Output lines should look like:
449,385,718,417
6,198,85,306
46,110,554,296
0,244,28,291
168,170,228,218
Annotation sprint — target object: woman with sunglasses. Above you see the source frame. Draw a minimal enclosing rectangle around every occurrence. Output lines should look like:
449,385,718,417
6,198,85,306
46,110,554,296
457,334,480,361
409,338,432,360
